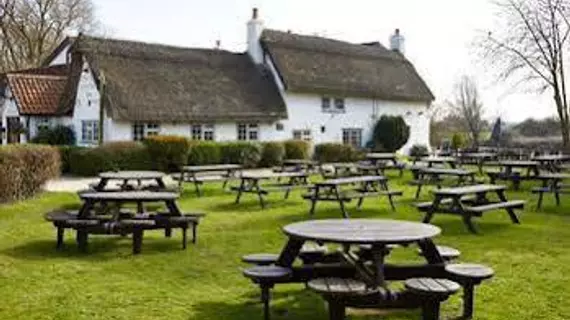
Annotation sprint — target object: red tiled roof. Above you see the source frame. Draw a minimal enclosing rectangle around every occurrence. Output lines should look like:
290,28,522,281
7,73,67,115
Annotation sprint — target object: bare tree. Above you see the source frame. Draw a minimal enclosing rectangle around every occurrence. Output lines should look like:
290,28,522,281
481,0,570,147
449,76,485,148
0,0,98,71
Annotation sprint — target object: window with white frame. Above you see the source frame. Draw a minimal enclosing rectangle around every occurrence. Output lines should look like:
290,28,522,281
132,122,160,141
342,128,362,148
292,129,312,141
322,97,346,113
81,120,99,144
237,123,259,141
191,124,215,141
334,98,346,111
321,97,331,111
36,117,51,132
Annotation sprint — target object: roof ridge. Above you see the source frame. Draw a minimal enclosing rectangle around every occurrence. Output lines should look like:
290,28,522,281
7,73,67,80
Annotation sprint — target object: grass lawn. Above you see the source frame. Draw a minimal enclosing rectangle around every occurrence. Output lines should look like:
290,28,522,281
1,171,569,320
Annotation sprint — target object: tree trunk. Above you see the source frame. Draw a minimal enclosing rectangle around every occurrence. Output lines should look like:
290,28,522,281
554,93,570,147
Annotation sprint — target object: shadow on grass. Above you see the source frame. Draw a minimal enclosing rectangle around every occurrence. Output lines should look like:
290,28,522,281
209,199,301,213
1,233,190,261
191,288,420,320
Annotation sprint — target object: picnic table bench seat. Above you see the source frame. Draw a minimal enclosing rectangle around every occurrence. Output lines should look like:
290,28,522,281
464,200,525,213
418,245,461,262
415,195,477,211
243,265,293,320
308,277,374,320
404,278,460,320
242,253,280,266
445,263,494,319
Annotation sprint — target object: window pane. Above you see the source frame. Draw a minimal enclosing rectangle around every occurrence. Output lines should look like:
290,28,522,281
322,97,331,110
237,124,247,140
191,125,202,140
293,130,301,140
203,125,214,141
334,98,345,110
133,123,145,141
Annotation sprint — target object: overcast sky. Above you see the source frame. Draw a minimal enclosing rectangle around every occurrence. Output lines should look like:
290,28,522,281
92,0,556,122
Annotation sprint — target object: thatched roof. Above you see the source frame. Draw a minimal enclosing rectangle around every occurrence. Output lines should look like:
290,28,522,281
62,36,287,122
261,29,434,102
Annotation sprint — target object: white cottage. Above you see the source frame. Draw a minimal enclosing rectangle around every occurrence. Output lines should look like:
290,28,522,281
1,8,434,153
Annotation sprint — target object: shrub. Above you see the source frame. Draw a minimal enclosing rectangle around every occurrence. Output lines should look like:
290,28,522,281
68,142,151,176
284,140,310,159
373,115,410,152
451,133,466,150
409,144,429,158
31,125,76,145
220,142,262,168
143,135,191,172
0,145,60,203
314,143,361,163
259,142,285,167
58,146,86,174
188,141,222,165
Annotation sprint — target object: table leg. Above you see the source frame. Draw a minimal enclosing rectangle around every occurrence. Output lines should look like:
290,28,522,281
156,178,166,189
417,239,444,264
190,173,202,197
423,195,442,223
165,200,181,215
462,283,475,319
276,238,305,267
234,179,246,204
78,200,95,218
537,179,548,209
94,178,108,191
554,179,561,206
381,180,396,211
253,179,266,209
309,186,319,215
496,190,520,224
333,186,349,218
178,170,185,189
455,197,478,234
76,230,88,253
370,244,389,287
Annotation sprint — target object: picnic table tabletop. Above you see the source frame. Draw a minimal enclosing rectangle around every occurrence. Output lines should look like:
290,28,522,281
536,173,570,180
433,184,506,196
461,152,497,159
498,160,540,167
532,154,570,161
181,164,242,172
241,171,308,180
317,175,386,186
366,153,397,160
79,191,180,201
419,167,474,176
98,171,166,180
325,162,358,168
421,156,457,163
283,219,441,245
282,159,317,165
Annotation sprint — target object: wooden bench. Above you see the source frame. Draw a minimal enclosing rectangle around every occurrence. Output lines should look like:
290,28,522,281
307,277,372,320
303,189,402,211
464,200,525,214
415,195,477,212
445,263,494,319
418,245,461,262
243,266,293,320
242,253,279,266
404,278,460,320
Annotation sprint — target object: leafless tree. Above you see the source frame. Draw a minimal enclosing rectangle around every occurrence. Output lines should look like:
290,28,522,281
0,0,98,71
481,0,570,147
449,76,485,148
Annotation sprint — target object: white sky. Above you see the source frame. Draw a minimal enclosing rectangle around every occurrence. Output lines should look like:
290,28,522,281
92,0,557,122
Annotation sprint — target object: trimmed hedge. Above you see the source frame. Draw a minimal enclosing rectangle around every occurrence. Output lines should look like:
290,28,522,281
0,145,60,203
260,142,285,167
143,136,191,172
187,141,222,165
68,142,151,176
220,142,262,168
313,143,361,163
373,115,410,152
284,140,310,159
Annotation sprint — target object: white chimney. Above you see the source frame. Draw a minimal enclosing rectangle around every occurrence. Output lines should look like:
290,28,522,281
390,28,405,54
247,8,264,64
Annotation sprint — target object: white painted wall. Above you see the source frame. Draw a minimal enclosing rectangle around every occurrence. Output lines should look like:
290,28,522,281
0,88,26,144
71,61,102,147
49,45,70,66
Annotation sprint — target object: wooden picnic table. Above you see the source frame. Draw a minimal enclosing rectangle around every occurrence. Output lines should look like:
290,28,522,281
303,175,402,218
78,191,181,217
532,155,570,172
320,162,358,179
488,160,541,189
421,156,458,169
275,159,318,174
178,164,242,196
416,184,524,233
365,153,405,176
459,153,497,173
232,171,310,209
411,167,476,199
281,219,442,287
533,173,570,209
94,171,167,191
366,153,398,164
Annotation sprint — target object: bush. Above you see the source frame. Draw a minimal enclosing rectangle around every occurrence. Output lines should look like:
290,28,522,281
259,142,285,167
220,142,262,168
284,140,310,159
68,142,151,176
188,141,222,165
409,144,429,158
313,143,361,163
373,115,410,152
31,125,76,145
143,135,191,172
58,146,86,174
451,133,466,150
0,145,60,203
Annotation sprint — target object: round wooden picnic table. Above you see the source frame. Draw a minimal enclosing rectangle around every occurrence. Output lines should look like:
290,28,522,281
283,219,440,245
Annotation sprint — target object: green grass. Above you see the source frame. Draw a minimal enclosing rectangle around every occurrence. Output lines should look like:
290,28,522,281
1,171,570,319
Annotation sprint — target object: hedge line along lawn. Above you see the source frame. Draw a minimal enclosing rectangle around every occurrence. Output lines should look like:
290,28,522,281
0,171,569,320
